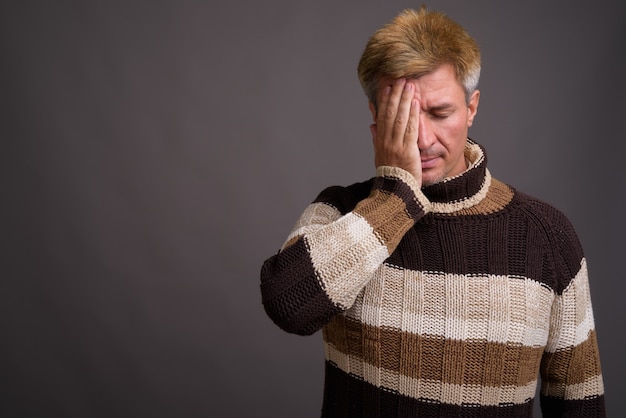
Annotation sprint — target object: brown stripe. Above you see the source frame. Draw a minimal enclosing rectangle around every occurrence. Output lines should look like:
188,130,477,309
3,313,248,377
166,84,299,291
324,315,545,388
450,178,514,216
541,330,602,387
353,189,415,253
373,172,425,221
323,362,539,415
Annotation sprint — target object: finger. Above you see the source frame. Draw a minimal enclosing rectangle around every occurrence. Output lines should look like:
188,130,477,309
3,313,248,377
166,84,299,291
404,98,420,145
373,85,391,143
378,79,407,150
376,84,392,126
393,81,414,141
379,79,405,128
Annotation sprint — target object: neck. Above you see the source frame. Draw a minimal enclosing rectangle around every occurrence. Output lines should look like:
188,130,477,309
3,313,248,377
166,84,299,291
422,139,490,214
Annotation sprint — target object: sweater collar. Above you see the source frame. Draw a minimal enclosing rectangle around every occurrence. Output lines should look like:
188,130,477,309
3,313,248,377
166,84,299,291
422,139,491,214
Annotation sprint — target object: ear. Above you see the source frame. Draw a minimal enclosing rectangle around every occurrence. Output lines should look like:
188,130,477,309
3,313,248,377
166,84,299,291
368,101,377,121
466,90,480,127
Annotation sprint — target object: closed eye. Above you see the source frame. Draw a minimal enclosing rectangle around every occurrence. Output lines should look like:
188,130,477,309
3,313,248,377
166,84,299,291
427,104,455,120
430,112,451,120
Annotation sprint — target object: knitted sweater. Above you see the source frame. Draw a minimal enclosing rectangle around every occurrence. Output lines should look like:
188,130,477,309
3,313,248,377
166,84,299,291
260,140,605,417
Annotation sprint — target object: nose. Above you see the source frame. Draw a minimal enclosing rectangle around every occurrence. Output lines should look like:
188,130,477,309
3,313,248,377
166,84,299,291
417,114,434,150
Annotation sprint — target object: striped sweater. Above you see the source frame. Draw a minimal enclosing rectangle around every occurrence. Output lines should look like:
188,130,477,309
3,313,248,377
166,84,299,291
260,140,605,417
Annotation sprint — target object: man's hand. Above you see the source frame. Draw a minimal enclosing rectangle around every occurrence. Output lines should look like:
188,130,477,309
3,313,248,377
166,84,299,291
370,79,422,186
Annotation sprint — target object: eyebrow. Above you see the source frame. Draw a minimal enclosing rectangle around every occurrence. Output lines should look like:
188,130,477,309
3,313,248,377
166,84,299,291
426,103,455,112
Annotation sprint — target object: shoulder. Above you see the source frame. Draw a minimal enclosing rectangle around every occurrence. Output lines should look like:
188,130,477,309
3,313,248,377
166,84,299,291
313,178,374,215
509,186,585,290
511,188,579,237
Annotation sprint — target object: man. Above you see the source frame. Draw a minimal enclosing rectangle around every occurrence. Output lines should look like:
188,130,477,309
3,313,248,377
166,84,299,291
260,7,605,417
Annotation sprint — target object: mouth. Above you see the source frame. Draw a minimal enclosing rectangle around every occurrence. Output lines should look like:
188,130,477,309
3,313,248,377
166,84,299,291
420,156,440,169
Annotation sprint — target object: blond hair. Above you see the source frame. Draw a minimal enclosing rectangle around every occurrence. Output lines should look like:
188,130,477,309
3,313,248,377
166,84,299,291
357,7,481,105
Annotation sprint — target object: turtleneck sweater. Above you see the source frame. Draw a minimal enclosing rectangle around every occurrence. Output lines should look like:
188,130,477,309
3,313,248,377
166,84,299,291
260,140,605,417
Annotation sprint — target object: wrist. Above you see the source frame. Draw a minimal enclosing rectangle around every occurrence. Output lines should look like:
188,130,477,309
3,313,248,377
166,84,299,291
376,166,430,214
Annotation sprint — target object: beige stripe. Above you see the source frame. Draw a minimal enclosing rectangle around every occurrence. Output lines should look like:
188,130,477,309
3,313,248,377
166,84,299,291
375,165,429,211
546,259,596,352
563,375,604,399
282,202,342,250
307,212,389,309
435,140,484,184
326,344,539,406
430,169,492,214
426,141,490,214
324,315,544,387
344,266,555,346
541,374,605,400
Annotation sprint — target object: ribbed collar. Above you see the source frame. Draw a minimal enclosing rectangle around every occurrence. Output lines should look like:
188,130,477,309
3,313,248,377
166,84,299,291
422,139,491,214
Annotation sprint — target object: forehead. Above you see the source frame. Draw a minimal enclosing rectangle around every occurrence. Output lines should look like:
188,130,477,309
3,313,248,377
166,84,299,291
377,64,465,103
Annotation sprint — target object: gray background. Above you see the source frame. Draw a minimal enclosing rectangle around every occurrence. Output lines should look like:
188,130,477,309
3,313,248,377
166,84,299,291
1,1,624,417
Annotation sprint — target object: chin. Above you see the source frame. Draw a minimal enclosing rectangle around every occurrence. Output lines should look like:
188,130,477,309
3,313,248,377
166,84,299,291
421,172,445,188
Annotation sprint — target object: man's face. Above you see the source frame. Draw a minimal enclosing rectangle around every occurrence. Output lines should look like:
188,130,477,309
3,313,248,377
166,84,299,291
371,64,480,187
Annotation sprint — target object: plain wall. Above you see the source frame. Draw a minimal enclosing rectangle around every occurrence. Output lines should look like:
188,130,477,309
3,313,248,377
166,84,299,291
1,1,624,417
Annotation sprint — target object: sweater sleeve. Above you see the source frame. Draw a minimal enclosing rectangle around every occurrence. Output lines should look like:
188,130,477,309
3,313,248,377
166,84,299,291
539,209,605,416
260,166,430,335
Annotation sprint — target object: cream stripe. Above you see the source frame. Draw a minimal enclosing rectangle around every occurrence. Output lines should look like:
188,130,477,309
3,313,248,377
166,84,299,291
427,141,490,214
376,144,489,216
307,212,389,309
545,259,596,352
375,165,431,212
346,267,554,347
430,169,492,214
565,375,605,399
542,375,605,399
327,345,538,406
282,202,342,250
